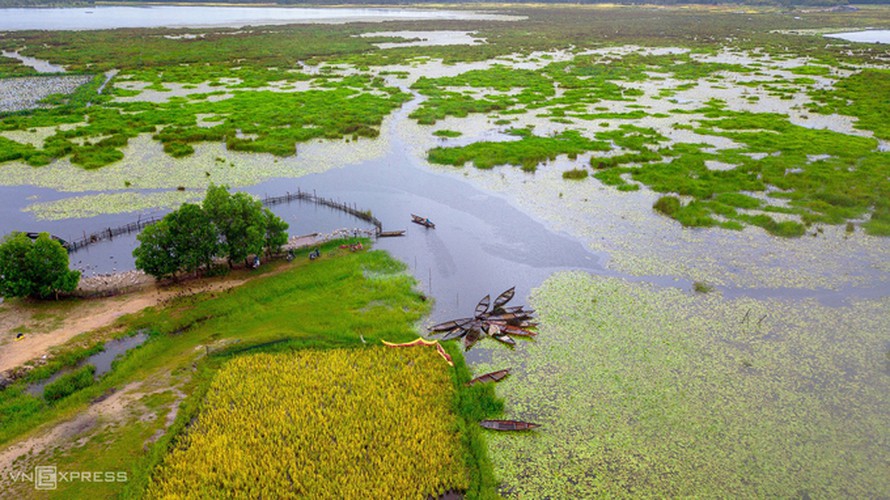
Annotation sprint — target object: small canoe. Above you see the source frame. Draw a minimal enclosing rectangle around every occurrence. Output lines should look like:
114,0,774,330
493,334,516,346
410,214,435,228
464,327,482,350
429,318,474,332
467,369,510,386
25,232,69,248
485,313,522,322
440,328,468,341
501,325,537,337
474,295,490,317
492,287,516,309
377,230,406,238
480,420,540,431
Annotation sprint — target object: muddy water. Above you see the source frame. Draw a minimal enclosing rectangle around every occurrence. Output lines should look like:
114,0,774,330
26,331,149,396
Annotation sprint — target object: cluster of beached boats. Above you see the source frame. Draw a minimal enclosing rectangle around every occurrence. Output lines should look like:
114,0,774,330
430,288,541,432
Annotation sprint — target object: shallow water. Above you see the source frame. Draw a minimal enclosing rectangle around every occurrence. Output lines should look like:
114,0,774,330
0,6,518,31
825,30,890,44
0,51,65,73
26,331,149,396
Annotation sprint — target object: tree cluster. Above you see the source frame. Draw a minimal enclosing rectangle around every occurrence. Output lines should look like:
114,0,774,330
0,232,80,300
133,185,288,280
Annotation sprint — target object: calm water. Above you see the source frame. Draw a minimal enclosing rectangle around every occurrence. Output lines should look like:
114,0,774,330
0,6,514,31
27,331,149,396
824,30,890,44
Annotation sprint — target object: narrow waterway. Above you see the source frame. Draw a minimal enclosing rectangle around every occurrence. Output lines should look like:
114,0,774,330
1,50,65,73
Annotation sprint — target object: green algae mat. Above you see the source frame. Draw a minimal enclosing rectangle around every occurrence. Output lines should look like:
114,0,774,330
476,272,889,497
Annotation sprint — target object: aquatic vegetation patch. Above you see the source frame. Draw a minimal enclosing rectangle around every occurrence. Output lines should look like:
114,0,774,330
428,129,609,171
586,109,888,236
1,73,408,169
146,348,469,498
0,54,39,78
562,168,588,180
433,129,463,138
807,69,890,140
480,272,890,497
23,190,201,221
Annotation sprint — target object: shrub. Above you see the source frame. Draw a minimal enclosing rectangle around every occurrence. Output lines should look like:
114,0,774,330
562,168,589,180
653,196,681,216
43,365,96,402
0,232,80,299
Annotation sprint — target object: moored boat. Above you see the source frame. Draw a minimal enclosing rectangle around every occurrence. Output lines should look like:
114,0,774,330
480,420,540,431
377,230,406,237
466,368,511,386
410,214,435,228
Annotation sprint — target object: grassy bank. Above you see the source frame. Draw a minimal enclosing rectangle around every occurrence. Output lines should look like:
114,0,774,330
0,243,501,498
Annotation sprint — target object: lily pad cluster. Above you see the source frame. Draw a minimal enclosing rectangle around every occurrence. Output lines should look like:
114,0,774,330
428,287,537,350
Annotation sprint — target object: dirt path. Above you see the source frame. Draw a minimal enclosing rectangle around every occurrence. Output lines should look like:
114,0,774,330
0,269,276,375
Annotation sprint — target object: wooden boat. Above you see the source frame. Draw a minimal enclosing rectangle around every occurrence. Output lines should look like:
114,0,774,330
429,318,474,332
493,334,516,346
410,214,435,228
377,230,406,238
501,325,537,337
24,232,69,248
467,368,510,386
440,328,468,341
463,327,482,350
480,420,540,431
474,295,490,317
492,287,515,309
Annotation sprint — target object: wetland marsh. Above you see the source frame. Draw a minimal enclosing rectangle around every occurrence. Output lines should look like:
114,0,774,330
1,4,888,498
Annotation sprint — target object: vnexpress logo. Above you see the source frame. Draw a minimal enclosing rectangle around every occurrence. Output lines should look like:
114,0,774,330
8,465,127,490
34,465,57,490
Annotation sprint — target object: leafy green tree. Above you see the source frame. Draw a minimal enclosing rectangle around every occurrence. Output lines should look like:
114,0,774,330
166,203,220,274
133,219,178,281
204,184,287,267
0,232,80,300
263,208,289,256
134,185,289,278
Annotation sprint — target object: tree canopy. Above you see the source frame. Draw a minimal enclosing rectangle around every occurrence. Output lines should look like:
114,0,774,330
134,185,289,280
0,232,80,299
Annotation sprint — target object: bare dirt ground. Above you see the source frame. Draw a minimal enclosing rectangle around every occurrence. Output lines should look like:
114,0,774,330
0,273,261,375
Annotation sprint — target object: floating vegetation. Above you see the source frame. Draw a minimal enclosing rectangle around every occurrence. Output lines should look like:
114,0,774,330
1,70,407,169
420,55,888,235
808,69,890,140
429,129,609,172
479,272,890,497
23,190,201,221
